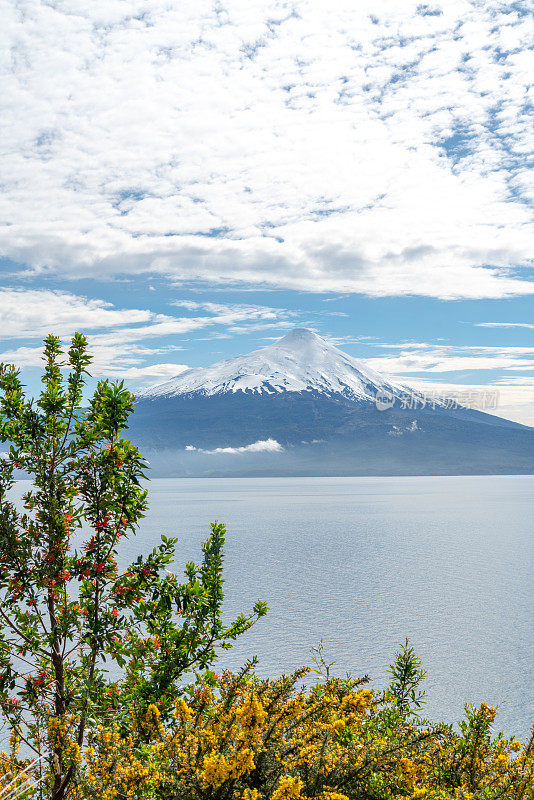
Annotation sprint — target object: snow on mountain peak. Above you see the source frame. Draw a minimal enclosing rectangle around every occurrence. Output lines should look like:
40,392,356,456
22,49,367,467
277,328,318,344
138,328,400,400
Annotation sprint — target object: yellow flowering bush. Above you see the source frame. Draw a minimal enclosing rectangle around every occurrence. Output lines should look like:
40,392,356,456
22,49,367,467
0,730,49,799
67,662,534,800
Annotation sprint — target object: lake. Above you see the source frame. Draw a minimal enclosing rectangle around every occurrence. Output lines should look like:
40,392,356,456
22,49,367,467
127,475,533,740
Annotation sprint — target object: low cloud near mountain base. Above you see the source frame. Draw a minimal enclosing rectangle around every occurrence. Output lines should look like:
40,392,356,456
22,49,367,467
185,438,284,455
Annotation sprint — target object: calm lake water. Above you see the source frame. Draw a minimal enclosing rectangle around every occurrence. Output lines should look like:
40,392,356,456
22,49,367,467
127,475,533,740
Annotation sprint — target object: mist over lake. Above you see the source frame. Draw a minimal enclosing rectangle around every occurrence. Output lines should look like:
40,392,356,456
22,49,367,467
117,474,534,741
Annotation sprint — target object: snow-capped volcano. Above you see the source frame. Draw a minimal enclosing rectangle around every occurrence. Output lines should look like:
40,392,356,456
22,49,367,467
130,328,534,478
139,328,401,400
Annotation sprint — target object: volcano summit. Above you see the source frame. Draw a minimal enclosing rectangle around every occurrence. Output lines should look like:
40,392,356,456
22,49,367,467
139,328,404,401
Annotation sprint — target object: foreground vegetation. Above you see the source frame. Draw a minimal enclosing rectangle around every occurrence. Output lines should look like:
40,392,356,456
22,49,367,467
2,650,533,800
0,336,532,800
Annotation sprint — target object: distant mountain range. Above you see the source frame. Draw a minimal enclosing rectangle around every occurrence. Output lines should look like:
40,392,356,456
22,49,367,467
129,329,534,477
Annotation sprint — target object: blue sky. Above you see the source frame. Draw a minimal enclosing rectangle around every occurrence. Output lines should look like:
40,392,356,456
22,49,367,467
0,0,533,423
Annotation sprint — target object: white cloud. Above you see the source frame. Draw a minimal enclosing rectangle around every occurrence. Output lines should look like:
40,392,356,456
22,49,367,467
493,377,534,387
0,0,532,298
366,343,534,374
0,341,189,386
0,289,152,338
98,363,190,383
360,341,534,425
0,289,295,383
355,334,534,426
404,378,534,428
185,438,284,454
476,322,534,329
